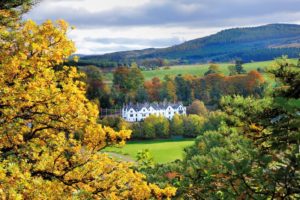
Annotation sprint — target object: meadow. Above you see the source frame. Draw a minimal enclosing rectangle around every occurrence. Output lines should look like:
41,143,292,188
103,59,297,83
105,139,195,163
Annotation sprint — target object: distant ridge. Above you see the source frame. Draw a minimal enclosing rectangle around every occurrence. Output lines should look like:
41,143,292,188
79,24,300,66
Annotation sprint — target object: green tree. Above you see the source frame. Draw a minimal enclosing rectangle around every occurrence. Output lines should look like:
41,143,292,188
128,62,144,92
143,117,157,139
228,59,247,75
170,114,184,136
182,57,300,199
100,116,130,131
183,115,206,137
136,86,148,103
297,54,300,68
143,115,170,139
235,59,246,74
112,65,144,104
175,75,193,103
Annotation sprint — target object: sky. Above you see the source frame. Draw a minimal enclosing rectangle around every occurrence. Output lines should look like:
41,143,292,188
25,0,300,55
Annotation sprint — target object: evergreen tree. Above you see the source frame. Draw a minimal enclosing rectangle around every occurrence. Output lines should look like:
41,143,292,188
175,75,192,103
181,57,300,199
229,59,247,75
136,86,148,103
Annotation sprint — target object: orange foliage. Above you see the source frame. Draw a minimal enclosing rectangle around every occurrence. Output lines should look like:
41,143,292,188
144,77,163,101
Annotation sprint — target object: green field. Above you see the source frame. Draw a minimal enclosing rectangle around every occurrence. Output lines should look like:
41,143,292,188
105,139,194,163
103,60,290,83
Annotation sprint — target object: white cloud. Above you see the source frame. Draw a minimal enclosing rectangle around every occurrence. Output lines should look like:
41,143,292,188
26,0,300,54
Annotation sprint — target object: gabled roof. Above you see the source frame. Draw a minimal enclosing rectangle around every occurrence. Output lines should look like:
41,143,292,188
123,102,184,112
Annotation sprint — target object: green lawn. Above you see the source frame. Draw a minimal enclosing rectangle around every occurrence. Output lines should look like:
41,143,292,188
105,139,194,163
103,59,294,83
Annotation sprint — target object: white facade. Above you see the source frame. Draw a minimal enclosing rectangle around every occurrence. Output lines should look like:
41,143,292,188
122,102,186,122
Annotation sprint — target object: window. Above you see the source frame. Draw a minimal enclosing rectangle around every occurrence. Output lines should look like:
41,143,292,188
169,112,171,115
130,114,133,117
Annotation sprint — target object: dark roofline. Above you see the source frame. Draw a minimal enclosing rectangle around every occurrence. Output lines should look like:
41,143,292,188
124,102,184,112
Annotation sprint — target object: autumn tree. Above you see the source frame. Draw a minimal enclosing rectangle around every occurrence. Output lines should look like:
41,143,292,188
204,63,222,76
0,17,175,200
112,63,144,104
144,77,163,102
187,100,208,116
193,72,265,104
0,0,35,27
160,75,177,102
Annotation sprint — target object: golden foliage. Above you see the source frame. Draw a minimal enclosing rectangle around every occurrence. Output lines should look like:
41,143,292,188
0,20,175,199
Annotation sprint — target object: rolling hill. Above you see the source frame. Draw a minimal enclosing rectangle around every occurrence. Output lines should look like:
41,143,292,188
79,24,300,66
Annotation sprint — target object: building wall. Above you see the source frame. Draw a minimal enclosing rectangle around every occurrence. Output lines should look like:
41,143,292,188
122,105,186,122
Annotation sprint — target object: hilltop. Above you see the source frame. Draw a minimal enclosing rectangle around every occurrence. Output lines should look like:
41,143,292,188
79,24,300,66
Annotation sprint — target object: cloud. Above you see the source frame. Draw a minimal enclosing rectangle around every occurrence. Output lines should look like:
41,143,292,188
84,37,182,47
25,0,300,54
27,0,300,28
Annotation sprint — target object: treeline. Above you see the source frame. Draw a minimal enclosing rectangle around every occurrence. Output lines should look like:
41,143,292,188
76,57,181,69
82,61,266,109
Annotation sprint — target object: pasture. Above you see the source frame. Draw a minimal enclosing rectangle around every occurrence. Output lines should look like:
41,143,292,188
103,59,294,83
105,139,195,163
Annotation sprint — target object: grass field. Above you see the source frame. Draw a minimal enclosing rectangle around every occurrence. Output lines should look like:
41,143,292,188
103,59,293,83
105,139,195,163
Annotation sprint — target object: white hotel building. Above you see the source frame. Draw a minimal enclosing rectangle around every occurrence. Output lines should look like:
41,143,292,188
122,102,186,122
